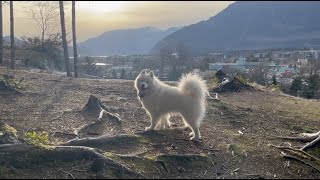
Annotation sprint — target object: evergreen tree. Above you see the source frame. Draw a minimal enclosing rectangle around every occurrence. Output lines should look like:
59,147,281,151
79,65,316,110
120,68,126,79
112,69,117,79
272,75,277,85
290,76,302,94
303,74,319,99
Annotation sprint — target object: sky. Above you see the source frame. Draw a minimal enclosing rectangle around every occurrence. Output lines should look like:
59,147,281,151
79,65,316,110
2,1,234,43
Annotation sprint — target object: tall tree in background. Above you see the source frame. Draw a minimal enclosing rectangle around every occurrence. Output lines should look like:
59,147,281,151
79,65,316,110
25,1,60,49
72,1,78,78
0,1,3,65
59,1,71,77
10,1,15,69
120,68,126,79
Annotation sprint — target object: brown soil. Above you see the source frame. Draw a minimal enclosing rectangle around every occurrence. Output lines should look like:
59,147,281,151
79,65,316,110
0,67,319,179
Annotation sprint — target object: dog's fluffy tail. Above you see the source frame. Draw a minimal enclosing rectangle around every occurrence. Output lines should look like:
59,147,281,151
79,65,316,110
178,73,208,100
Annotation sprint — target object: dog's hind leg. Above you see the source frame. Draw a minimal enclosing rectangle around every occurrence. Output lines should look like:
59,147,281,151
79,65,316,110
183,117,201,141
161,114,171,129
189,124,201,141
145,113,161,131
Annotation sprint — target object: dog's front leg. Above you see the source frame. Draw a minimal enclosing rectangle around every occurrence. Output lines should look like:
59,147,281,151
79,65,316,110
145,114,160,131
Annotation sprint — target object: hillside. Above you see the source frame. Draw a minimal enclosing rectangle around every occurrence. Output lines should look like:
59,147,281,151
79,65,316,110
0,67,319,179
151,1,320,56
77,26,182,56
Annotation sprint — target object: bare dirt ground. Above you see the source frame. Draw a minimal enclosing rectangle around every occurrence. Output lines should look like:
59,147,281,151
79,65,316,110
0,67,319,179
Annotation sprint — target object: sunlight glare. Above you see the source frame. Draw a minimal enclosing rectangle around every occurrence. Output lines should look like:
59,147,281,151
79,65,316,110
76,1,127,14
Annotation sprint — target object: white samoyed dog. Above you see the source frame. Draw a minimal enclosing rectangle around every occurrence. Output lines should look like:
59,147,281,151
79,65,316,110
134,69,207,140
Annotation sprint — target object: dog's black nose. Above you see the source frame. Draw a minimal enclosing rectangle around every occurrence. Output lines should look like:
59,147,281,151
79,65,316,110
141,84,145,89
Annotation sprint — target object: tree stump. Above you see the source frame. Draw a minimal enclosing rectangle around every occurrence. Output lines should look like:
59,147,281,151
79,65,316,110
82,95,104,113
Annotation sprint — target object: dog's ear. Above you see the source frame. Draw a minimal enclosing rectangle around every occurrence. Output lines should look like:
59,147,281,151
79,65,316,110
141,69,147,74
148,71,154,79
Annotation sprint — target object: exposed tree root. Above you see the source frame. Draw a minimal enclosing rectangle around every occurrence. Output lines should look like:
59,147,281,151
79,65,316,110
270,144,320,173
272,131,320,150
0,95,146,178
48,95,122,138
0,143,33,152
270,145,320,162
301,134,320,151
73,95,122,138
280,152,320,173
61,134,137,147
0,143,144,178
270,131,320,173
272,131,320,142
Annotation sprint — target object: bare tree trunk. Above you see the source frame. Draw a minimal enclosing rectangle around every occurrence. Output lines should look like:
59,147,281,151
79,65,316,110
59,1,71,77
10,1,15,70
0,1,3,65
72,1,79,78
41,30,45,49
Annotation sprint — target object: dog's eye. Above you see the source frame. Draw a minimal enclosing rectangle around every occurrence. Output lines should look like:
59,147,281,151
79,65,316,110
141,82,148,89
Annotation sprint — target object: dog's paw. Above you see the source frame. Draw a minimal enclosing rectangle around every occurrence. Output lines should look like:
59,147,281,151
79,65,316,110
163,123,171,129
190,136,201,141
145,127,153,131
189,132,195,137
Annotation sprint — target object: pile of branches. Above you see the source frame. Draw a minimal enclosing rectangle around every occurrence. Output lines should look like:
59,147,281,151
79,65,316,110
212,70,255,93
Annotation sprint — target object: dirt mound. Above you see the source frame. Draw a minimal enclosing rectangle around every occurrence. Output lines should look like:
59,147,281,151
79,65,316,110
212,70,256,93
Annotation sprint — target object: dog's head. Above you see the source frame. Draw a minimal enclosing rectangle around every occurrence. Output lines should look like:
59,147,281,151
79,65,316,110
134,69,155,99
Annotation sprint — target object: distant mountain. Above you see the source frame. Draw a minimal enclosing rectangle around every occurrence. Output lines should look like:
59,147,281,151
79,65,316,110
150,1,320,56
3,36,21,43
77,26,182,56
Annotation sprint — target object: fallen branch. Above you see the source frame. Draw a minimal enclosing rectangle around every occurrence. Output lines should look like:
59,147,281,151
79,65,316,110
271,131,320,142
281,152,320,173
301,134,320,151
270,130,320,174
59,168,74,179
270,145,320,162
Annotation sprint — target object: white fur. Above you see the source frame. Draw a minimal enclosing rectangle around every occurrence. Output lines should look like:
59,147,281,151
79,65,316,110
134,69,207,141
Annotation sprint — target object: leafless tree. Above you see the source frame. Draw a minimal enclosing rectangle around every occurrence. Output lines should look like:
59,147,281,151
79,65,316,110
176,42,189,73
0,1,3,65
59,1,71,77
24,1,60,49
72,1,78,78
159,46,172,78
10,1,15,70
